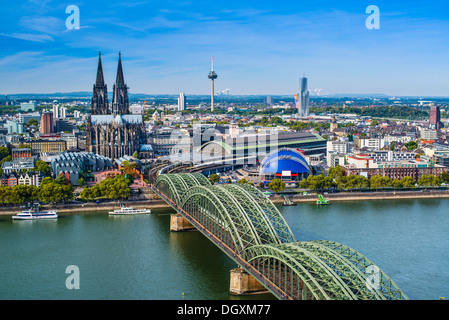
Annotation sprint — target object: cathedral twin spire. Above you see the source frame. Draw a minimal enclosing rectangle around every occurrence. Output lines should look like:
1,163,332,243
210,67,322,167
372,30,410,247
92,52,129,115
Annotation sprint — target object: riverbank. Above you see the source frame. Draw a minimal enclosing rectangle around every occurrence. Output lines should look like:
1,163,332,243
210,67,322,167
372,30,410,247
0,199,171,216
273,189,449,203
2,188,449,216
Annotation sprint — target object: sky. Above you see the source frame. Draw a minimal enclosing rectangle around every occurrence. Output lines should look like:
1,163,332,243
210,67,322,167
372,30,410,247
1,0,449,97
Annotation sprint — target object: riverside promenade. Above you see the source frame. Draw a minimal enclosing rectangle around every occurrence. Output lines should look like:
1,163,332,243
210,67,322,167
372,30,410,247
275,189,449,203
2,187,449,216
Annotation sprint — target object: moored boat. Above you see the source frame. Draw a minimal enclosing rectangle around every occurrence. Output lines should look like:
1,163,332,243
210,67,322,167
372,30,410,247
12,203,58,220
282,196,297,206
316,194,330,205
109,204,151,215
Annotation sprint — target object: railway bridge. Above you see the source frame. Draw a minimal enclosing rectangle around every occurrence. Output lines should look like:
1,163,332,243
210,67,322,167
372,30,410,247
150,172,408,300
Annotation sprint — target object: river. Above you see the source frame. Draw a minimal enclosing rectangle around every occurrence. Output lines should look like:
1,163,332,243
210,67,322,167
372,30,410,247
0,198,447,300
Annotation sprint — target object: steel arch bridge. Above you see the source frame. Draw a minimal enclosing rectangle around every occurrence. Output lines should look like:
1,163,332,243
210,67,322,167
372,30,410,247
151,173,408,300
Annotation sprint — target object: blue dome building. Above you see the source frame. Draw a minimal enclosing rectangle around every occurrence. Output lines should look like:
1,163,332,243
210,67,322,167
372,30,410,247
259,148,311,183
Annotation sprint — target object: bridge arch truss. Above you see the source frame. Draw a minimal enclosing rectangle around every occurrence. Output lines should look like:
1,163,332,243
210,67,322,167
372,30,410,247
152,173,408,300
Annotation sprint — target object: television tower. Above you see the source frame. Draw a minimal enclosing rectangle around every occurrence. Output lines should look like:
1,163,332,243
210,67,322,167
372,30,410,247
208,57,218,112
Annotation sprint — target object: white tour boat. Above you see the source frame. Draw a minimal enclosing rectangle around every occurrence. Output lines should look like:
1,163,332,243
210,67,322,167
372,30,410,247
109,204,151,215
12,208,58,220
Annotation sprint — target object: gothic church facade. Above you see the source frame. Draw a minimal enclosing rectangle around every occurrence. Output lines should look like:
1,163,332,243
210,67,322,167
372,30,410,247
86,53,146,160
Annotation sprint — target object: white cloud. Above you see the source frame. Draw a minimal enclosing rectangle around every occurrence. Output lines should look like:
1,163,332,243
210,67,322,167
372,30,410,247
0,32,54,43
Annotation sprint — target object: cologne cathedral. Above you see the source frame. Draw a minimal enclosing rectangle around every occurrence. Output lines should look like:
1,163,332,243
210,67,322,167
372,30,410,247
86,52,146,160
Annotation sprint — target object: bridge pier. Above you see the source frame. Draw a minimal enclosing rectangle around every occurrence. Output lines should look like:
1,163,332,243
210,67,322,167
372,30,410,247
229,267,269,296
170,213,196,232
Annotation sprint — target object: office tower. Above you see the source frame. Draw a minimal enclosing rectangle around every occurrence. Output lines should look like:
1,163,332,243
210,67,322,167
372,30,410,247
52,104,60,118
60,106,67,119
20,101,36,112
264,96,273,106
6,121,24,134
40,112,54,134
207,57,218,112
430,105,443,130
178,92,186,111
298,76,310,117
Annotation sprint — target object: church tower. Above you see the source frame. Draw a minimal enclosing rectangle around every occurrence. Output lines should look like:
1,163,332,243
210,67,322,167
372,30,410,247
112,52,130,115
87,51,146,160
91,52,109,115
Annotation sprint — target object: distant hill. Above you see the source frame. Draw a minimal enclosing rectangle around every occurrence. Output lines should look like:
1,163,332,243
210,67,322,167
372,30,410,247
326,93,391,98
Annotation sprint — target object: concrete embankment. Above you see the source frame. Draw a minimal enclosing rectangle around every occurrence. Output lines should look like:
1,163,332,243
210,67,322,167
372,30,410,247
0,199,172,216
273,190,449,203
2,188,449,216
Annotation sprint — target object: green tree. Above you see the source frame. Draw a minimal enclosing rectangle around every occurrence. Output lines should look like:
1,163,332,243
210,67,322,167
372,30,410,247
209,173,220,184
0,146,10,161
390,143,395,151
400,176,416,189
268,179,285,194
55,174,68,185
258,116,269,126
10,185,38,204
38,180,74,203
328,166,344,180
439,171,449,183
26,119,39,126
0,155,11,166
342,175,369,190
40,177,53,186
370,175,391,190
370,119,379,127
0,186,13,204
34,160,51,177
299,174,335,192
270,116,283,126
132,150,140,159
391,179,403,189
77,178,86,186
417,175,440,187
79,175,131,200
237,178,249,184
405,141,418,150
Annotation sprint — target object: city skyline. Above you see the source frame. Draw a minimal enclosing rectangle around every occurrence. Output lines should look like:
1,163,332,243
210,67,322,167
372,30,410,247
1,1,449,96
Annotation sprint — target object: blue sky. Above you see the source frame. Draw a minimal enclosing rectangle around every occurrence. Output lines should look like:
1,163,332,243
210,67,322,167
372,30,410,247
1,0,449,96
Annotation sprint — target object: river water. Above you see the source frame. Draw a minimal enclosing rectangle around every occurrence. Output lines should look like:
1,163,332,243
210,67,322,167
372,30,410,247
0,198,447,300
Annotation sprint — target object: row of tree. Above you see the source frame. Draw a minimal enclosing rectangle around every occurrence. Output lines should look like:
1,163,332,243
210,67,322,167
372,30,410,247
0,177,74,205
79,174,131,200
299,173,444,192
0,172,134,205
309,105,429,120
